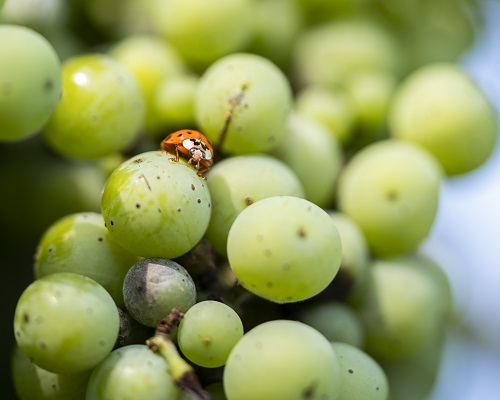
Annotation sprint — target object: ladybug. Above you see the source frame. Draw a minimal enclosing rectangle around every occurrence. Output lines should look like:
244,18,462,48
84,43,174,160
160,129,214,178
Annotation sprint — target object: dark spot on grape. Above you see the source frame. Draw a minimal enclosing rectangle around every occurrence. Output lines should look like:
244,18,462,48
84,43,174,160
286,296,293,301
197,198,201,203
307,206,312,212
23,314,30,323
39,341,47,350
15,330,20,337
157,175,161,179
348,369,354,374
268,135,275,143
44,78,54,91
104,223,107,227
244,196,253,205
302,381,317,398
264,248,272,256
35,316,44,324
177,208,182,212
208,202,211,208
191,184,195,191
203,338,211,346
1,81,12,96
134,158,143,164
297,226,307,238
48,246,54,252
110,220,114,226
51,384,57,390
266,282,273,288
136,203,141,208
283,263,291,270
99,340,106,347
376,387,380,391
158,208,162,213
90,114,98,121
98,237,103,242
386,190,398,201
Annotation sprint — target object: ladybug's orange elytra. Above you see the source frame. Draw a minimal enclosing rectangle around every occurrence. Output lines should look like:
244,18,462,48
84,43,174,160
161,129,214,178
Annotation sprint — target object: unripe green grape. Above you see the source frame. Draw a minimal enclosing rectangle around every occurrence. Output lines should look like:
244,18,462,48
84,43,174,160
42,54,144,159
11,345,92,400
297,0,371,24
299,301,365,348
389,62,498,175
337,139,442,257
204,381,226,400
0,0,67,34
227,196,342,303
109,35,186,136
154,74,198,132
295,85,356,145
177,300,243,368
224,320,341,400
331,342,389,400
34,212,138,307
0,25,61,141
85,344,180,400
123,258,197,327
205,154,304,256
273,113,343,208
293,18,401,89
195,53,293,155
152,0,255,68
14,272,119,374
101,151,211,259
358,257,446,359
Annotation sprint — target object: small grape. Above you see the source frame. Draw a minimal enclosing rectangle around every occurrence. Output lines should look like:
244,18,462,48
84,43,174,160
152,0,255,67
195,53,293,155
332,342,389,400
203,381,226,400
42,53,145,159
122,258,197,327
101,151,211,259
205,154,305,255
0,25,61,141
11,344,92,400
85,344,180,400
223,320,341,400
13,272,119,374
227,196,342,303
337,139,442,257
177,300,243,368
34,212,138,307
389,62,498,175
273,113,343,208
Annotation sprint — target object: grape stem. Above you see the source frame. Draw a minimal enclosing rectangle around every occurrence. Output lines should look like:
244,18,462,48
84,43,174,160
146,308,211,400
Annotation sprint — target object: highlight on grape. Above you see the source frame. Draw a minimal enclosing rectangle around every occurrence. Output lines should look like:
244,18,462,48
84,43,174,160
3,0,496,399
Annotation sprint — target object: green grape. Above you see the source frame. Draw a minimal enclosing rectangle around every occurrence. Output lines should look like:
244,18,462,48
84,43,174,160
327,211,370,300
358,256,447,359
11,344,92,400
298,302,365,348
247,0,304,69
85,344,180,400
154,74,198,132
42,53,145,159
0,25,61,141
101,151,211,259
227,196,342,303
331,342,389,400
109,35,186,136
151,0,255,68
34,212,138,307
223,320,341,400
273,113,343,208
295,85,356,145
177,300,243,368
297,0,371,24
337,139,442,257
13,272,119,374
389,62,498,175
122,258,197,327
203,381,226,400
292,17,401,89
0,0,67,34
195,53,293,155
205,154,305,256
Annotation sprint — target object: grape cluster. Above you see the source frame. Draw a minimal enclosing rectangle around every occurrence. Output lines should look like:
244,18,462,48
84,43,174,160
2,0,495,399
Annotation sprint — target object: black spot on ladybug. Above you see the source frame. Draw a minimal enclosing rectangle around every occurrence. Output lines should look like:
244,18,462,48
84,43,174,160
136,203,141,208
244,196,253,205
197,199,201,203
191,184,195,191
133,158,143,164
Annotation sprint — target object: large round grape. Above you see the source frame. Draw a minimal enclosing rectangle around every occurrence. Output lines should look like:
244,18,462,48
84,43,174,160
123,258,197,327
337,139,442,257
195,53,293,155
223,320,341,400
389,62,498,175
205,154,304,255
152,0,254,67
34,212,138,307
227,196,342,303
0,25,61,141
177,300,243,368
101,151,211,259
331,342,389,400
85,344,180,400
13,272,119,374
42,54,144,158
